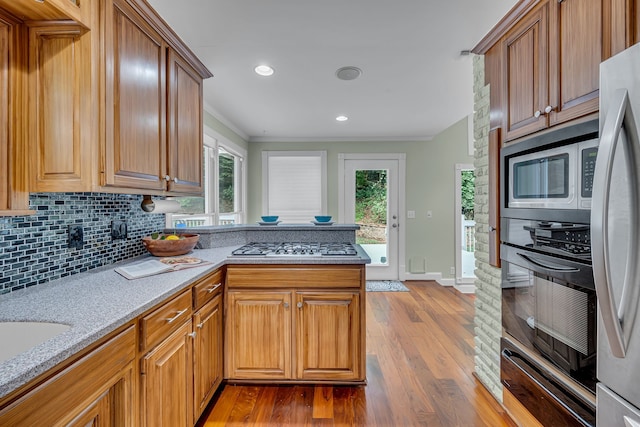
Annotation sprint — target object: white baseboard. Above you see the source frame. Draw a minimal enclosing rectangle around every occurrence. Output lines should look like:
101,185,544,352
436,278,455,287
402,272,443,281
453,283,476,294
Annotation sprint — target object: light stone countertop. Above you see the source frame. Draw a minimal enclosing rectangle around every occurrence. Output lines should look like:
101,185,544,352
0,245,369,399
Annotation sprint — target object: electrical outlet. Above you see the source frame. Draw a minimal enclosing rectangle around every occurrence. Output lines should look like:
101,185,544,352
450,266,456,275
68,225,84,249
111,220,128,240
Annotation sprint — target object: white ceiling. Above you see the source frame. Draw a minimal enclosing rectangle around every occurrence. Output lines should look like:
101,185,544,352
147,0,517,142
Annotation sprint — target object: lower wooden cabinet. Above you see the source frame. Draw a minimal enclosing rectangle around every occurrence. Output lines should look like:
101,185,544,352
225,285,364,382
193,292,223,418
142,319,194,427
296,291,361,381
0,325,136,426
226,290,292,380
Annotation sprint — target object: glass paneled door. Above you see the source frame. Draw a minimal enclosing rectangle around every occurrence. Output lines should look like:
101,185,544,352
344,159,400,280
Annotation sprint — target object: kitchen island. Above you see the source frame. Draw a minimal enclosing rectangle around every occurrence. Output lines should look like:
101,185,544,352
0,237,369,426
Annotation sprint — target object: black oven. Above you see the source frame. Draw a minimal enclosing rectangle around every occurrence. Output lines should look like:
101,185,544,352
500,121,598,426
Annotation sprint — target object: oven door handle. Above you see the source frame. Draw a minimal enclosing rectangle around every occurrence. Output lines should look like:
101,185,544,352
516,253,580,272
592,88,640,358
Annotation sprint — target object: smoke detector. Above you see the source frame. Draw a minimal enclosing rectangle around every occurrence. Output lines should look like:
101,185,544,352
336,66,362,81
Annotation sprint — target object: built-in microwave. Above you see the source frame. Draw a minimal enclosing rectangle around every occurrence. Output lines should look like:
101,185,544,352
501,119,599,224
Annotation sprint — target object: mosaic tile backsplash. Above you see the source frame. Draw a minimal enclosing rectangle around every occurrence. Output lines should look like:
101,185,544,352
0,193,166,294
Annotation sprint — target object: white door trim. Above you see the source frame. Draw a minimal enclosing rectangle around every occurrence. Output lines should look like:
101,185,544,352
338,153,406,280
454,163,476,293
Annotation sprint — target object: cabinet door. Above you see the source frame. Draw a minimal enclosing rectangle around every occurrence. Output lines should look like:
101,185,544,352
503,4,548,141
547,0,601,126
103,0,167,191
29,24,92,192
296,291,362,381
142,319,193,427
193,293,223,419
0,13,31,215
225,291,292,380
167,49,203,194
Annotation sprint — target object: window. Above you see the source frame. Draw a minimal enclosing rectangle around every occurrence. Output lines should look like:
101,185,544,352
262,151,327,223
167,132,246,227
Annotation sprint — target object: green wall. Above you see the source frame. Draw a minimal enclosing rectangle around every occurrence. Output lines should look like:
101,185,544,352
242,116,474,278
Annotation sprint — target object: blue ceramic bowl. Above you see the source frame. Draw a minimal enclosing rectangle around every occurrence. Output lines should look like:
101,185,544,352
314,216,332,223
261,216,279,223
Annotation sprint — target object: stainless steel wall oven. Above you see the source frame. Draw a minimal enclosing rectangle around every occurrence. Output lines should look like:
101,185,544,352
500,120,599,426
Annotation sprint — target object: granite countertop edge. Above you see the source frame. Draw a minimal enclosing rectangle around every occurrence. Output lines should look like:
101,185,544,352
0,245,370,399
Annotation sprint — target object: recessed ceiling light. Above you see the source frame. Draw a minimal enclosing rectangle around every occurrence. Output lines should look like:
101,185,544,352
254,65,275,76
336,66,362,81
336,115,349,122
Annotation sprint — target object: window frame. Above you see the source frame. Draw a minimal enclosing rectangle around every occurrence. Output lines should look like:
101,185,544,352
261,150,327,222
166,127,247,227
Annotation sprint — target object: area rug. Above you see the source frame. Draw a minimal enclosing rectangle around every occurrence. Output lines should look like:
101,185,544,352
366,280,410,292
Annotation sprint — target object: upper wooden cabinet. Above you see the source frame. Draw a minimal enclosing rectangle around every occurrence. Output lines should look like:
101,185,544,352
0,11,32,216
103,0,168,192
28,23,93,193
100,0,211,195
503,3,548,140
476,0,636,143
0,0,90,27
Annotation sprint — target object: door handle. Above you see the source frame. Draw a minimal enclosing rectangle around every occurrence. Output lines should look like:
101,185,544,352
516,253,579,272
592,88,640,358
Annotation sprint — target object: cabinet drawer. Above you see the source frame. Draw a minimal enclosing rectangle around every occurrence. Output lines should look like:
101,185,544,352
192,268,224,310
226,265,363,289
140,290,192,351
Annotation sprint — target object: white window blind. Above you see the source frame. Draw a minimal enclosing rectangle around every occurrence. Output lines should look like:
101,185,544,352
263,151,327,223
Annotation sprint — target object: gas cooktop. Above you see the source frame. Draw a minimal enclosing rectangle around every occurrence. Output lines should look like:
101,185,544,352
230,242,358,257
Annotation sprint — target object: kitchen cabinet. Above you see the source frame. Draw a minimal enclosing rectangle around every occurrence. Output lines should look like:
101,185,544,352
28,22,93,192
0,325,136,426
142,320,194,427
140,289,194,426
296,291,361,381
0,12,32,216
226,290,292,380
192,269,224,419
101,0,210,195
225,265,365,383
500,0,628,142
503,3,548,141
0,0,90,28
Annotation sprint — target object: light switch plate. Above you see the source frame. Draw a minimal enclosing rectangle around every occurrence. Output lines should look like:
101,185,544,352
407,210,415,219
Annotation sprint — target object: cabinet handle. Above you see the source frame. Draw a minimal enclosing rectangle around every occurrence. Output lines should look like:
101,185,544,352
188,332,197,338
166,308,188,323
544,105,554,114
164,175,171,181
283,302,290,308
297,302,303,309
207,283,222,293
197,322,204,329
534,110,542,118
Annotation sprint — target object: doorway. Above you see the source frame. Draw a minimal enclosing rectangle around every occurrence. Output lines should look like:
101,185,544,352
339,154,405,281
454,164,476,291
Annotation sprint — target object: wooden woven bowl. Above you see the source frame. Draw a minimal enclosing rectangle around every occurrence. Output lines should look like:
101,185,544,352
142,234,199,257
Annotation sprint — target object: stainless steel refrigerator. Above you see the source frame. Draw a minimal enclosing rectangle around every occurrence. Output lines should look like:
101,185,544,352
594,41,640,426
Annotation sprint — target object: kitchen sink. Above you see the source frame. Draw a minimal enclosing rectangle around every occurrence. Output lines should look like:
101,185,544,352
0,321,71,364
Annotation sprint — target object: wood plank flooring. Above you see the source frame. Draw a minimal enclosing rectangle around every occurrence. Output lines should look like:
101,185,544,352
196,281,515,426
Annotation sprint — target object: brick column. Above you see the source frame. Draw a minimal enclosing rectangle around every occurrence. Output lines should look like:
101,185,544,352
472,54,503,401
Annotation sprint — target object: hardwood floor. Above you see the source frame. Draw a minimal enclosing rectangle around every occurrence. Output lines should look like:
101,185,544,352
196,281,515,426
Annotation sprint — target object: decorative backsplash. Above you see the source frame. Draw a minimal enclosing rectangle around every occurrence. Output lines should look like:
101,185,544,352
0,193,166,294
